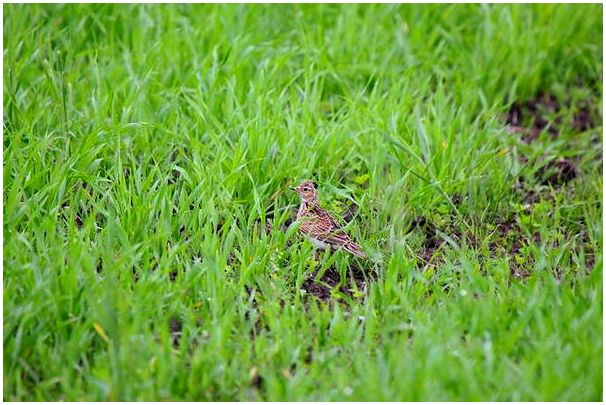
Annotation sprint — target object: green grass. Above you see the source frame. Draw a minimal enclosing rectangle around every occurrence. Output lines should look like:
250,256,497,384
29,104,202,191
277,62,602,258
3,3,602,401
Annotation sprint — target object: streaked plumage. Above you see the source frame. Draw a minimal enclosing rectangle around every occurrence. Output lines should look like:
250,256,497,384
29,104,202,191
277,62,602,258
291,180,366,258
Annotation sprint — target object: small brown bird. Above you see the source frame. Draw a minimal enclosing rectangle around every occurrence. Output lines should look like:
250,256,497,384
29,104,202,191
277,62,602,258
291,180,366,258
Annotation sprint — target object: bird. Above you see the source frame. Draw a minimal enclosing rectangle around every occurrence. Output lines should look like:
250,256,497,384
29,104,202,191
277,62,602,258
291,180,366,258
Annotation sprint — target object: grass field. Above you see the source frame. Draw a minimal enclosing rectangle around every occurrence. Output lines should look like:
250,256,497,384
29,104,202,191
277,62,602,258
3,3,603,401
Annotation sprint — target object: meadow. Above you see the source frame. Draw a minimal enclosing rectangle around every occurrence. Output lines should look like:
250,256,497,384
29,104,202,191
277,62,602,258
3,4,603,401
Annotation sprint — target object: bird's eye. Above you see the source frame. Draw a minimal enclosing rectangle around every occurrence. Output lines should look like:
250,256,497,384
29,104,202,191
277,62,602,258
302,187,309,192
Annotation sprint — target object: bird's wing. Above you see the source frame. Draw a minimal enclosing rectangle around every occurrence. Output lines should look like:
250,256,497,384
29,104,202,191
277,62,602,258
316,223,366,258
300,205,353,245
299,204,367,258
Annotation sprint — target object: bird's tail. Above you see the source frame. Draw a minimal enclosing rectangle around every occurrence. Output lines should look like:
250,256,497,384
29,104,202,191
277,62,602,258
343,242,367,259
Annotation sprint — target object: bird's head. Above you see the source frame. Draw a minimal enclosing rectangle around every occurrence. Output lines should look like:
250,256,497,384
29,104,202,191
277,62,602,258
291,180,318,203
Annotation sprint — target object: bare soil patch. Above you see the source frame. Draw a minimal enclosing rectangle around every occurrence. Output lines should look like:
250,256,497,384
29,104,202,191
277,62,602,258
169,316,182,348
505,90,597,143
301,265,368,303
536,157,578,186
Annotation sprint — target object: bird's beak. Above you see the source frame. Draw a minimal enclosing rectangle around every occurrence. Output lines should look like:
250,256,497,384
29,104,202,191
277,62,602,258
290,187,297,191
